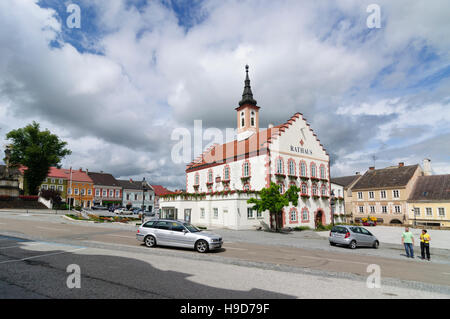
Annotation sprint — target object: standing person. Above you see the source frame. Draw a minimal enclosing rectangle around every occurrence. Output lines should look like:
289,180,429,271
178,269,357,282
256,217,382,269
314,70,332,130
420,229,431,261
401,227,415,258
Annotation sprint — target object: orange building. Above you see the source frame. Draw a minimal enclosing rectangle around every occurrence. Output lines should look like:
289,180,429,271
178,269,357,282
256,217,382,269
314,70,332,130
65,168,94,209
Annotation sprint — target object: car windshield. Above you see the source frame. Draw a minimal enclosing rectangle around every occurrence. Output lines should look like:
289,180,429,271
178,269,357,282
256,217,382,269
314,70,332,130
183,223,200,232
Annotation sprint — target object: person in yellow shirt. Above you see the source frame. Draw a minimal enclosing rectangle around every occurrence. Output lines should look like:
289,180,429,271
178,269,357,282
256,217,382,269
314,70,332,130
420,229,431,261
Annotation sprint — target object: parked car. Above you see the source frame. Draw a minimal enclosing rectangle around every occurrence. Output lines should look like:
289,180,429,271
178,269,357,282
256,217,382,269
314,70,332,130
136,219,223,253
329,225,379,249
92,205,108,211
114,208,129,215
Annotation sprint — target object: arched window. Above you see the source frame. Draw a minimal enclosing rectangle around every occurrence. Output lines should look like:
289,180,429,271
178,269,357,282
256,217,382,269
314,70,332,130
250,111,255,127
290,208,298,222
311,163,317,178
301,183,308,195
277,182,285,194
288,159,295,176
276,158,284,174
301,208,310,222
321,185,327,196
300,161,307,177
241,112,245,127
320,165,326,179
312,183,318,196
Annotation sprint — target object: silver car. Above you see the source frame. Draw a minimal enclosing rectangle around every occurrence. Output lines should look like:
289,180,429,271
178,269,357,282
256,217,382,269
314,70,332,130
136,219,223,253
329,225,379,249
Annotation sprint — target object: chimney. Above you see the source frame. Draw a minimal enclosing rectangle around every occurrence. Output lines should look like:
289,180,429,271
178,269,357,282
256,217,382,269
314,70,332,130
398,162,404,167
369,167,375,171
423,158,432,176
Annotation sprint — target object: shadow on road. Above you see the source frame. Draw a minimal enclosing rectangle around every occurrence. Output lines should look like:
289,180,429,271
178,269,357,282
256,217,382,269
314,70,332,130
0,235,296,299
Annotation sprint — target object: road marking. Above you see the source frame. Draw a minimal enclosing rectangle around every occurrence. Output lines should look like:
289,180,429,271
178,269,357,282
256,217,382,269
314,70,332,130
0,248,86,265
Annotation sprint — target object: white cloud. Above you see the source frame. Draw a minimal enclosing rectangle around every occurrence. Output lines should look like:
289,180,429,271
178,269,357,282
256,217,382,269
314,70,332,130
1,0,450,187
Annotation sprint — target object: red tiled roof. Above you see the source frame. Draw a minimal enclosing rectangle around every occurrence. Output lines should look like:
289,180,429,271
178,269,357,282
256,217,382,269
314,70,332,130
18,166,93,183
186,112,329,172
151,185,174,196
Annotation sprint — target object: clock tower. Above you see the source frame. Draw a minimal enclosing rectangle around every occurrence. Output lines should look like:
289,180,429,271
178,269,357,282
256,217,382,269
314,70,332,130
236,65,260,141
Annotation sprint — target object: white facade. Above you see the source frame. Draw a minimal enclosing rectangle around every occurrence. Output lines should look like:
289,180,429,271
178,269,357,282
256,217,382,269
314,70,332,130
330,182,346,223
162,113,331,230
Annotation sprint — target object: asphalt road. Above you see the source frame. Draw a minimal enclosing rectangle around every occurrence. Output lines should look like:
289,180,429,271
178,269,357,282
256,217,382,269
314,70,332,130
1,212,450,298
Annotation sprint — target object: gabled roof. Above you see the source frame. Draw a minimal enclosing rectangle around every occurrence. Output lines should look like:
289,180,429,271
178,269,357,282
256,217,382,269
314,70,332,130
186,112,329,172
352,164,419,190
151,185,174,196
117,179,142,190
409,175,450,201
331,175,361,188
88,172,120,187
60,168,93,183
187,125,281,171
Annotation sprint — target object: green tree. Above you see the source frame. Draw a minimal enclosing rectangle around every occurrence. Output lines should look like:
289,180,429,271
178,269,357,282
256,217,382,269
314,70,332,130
247,182,300,231
5,122,71,195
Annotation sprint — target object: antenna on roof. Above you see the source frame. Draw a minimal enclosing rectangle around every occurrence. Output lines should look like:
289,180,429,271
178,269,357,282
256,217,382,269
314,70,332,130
371,155,377,168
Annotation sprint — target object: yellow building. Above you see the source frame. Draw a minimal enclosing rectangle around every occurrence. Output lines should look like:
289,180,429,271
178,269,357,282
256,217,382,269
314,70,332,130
351,163,422,225
408,175,450,227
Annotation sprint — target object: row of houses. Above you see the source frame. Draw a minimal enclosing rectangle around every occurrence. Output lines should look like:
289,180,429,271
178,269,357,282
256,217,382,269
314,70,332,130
18,166,173,211
331,159,450,228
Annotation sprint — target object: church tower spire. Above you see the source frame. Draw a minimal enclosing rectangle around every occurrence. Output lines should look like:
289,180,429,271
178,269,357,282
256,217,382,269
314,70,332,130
239,65,257,106
236,65,260,141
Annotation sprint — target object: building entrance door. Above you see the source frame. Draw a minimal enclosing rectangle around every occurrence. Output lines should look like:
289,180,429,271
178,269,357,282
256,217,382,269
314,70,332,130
184,209,191,223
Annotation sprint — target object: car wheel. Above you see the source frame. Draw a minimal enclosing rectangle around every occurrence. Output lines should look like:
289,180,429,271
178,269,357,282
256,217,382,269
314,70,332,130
195,240,209,253
144,235,156,248
373,240,379,249
349,240,357,249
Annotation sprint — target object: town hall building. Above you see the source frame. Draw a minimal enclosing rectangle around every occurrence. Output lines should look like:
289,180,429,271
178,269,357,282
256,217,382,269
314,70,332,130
160,66,331,230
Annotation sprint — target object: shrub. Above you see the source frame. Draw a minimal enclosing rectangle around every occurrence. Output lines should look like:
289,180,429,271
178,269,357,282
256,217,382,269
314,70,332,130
293,226,310,231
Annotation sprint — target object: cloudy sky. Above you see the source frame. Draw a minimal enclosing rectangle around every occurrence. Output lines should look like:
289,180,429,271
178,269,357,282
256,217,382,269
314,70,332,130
0,0,449,189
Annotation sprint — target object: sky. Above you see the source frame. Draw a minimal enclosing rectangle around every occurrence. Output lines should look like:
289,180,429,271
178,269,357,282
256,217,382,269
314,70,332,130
0,0,449,190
